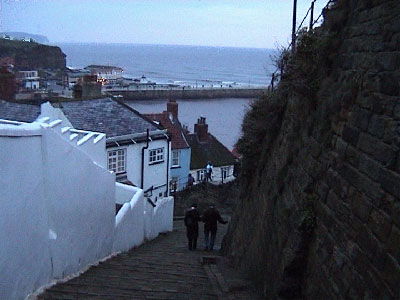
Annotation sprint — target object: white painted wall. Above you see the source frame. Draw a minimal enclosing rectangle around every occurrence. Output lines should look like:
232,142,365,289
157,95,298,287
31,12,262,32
40,102,107,169
43,128,115,279
0,120,174,300
0,124,52,300
40,102,72,127
113,183,145,253
108,137,170,202
0,122,115,300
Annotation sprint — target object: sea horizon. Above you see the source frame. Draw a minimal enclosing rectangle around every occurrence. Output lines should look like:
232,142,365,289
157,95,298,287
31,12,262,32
55,42,276,86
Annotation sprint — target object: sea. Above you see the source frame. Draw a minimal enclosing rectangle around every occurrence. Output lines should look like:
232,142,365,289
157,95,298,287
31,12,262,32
55,43,276,149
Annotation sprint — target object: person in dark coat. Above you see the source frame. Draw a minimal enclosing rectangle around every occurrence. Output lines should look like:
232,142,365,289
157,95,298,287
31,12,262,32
202,204,227,251
184,203,201,251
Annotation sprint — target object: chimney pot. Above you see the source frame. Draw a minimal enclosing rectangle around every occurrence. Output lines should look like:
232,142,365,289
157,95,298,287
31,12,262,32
167,99,178,120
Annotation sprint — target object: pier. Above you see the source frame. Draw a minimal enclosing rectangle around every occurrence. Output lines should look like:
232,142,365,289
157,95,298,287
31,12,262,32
109,87,267,101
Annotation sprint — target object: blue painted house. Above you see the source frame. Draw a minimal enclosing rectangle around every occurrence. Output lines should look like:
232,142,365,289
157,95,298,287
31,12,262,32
145,100,191,191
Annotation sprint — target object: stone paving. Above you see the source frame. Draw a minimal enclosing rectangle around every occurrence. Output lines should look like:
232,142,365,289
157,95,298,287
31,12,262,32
37,218,263,300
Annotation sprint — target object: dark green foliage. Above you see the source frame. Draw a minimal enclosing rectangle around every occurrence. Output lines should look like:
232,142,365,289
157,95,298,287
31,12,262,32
236,92,286,189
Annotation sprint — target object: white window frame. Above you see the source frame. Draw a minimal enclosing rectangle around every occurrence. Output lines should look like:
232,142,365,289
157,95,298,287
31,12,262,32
172,150,180,167
108,148,126,174
149,147,164,164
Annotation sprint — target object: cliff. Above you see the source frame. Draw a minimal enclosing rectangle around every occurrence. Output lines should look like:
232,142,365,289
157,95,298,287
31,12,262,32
0,39,66,70
223,0,400,299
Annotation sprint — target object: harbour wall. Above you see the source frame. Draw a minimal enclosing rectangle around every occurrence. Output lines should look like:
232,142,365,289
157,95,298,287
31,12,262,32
110,88,267,100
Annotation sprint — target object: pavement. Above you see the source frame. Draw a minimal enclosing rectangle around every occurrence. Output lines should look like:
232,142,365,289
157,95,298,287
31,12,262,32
37,218,263,300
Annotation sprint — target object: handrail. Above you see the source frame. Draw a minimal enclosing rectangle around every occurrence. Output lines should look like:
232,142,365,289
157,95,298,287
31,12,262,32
269,0,336,90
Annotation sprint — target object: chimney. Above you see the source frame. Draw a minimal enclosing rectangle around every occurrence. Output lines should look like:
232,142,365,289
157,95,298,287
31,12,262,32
194,117,208,142
167,99,178,120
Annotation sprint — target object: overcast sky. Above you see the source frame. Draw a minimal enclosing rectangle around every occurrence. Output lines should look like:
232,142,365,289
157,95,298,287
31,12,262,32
2,0,327,49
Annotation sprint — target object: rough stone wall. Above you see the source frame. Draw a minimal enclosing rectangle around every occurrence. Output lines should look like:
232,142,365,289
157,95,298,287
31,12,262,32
223,0,400,299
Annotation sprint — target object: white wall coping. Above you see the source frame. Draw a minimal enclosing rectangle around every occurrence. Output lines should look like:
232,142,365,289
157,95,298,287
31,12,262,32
0,121,42,136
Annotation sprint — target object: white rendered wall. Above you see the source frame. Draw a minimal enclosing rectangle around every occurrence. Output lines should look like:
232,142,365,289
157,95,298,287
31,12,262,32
113,183,145,253
40,102,107,168
0,124,52,300
0,123,115,300
40,102,73,128
108,138,170,202
0,122,174,300
43,128,115,279
152,196,174,235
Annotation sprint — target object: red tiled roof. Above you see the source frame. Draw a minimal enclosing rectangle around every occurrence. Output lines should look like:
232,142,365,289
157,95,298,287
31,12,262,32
144,112,189,149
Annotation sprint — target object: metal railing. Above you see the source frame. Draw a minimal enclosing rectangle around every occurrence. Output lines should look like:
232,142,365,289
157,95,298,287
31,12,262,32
269,0,336,90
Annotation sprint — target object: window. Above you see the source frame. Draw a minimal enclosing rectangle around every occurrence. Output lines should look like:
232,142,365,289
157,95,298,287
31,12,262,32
197,170,205,181
149,148,164,164
172,150,180,167
108,149,126,174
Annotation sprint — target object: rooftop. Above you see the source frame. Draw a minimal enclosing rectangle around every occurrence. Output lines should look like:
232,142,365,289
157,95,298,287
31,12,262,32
186,132,236,169
0,100,40,123
144,112,189,149
56,98,160,138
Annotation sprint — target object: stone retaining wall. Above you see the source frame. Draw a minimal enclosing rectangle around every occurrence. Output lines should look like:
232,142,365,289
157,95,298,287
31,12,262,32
223,0,400,299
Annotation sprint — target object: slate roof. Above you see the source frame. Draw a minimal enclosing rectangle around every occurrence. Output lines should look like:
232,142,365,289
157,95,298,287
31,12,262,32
0,100,40,123
186,132,237,169
144,112,189,149
58,98,160,138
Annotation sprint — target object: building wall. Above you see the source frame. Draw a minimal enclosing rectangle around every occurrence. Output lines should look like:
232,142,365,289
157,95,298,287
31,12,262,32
170,147,191,191
107,138,170,202
0,122,115,300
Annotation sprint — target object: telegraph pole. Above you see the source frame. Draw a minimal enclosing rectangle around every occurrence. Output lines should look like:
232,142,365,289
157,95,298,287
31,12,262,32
310,0,315,30
291,0,297,53
0,0,2,34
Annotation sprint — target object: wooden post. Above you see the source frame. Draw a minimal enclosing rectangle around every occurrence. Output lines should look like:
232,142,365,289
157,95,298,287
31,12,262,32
310,0,315,30
292,0,297,53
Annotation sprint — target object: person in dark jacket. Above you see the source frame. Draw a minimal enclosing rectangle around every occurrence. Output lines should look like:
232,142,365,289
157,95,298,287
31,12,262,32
202,204,227,251
184,203,201,251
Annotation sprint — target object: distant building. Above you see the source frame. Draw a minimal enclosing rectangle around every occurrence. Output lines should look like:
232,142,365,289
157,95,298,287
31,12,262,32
145,100,191,191
73,75,102,99
66,68,90,88
84,65,123,85
17,70,40,90
186,117,237,184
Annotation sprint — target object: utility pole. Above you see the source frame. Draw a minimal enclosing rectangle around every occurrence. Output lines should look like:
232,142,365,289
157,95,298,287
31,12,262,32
0,0,2,34
310,0,315,30
292,0,297,53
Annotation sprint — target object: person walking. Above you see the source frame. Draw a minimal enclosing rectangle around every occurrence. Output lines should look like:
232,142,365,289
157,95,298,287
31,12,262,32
202,204,227,251
187,173,195,186
184,203,201,251
206,161,213,182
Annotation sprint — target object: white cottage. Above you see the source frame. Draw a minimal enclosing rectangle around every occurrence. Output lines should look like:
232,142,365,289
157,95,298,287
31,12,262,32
186,117,237,184
41,98,171,202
